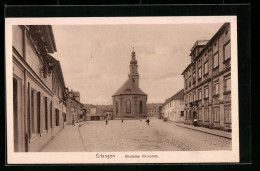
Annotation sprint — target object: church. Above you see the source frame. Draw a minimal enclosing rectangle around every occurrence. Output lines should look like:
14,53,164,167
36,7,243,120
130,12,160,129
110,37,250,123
112,48,147,119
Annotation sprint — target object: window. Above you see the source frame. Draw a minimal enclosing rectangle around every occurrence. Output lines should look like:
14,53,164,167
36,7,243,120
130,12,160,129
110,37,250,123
45,97,48,130
204,108,209,121
126,100,131,113
37,92,41,133
185,79,188,89
193,92,196,102
55,109,59,126
181,111,184,117
189,75,191,87
116,101,118,114
204,86,209,99
224,41,231,61
214,80,219,95
193,72,196,82
132,79,135,83
189,94,191,103
50,101,53,128
224,75,231,93
204,61,208,74
198,88,202,100
31,90,35,133
198,109,202,120
224,105,231,122
213,53,219,68
63,113,66,122
214,107,220,122
198,67,202,78
139,101,143,113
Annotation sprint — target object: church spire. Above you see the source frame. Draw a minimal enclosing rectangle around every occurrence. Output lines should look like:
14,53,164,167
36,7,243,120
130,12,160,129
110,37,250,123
130,47,137,65
129,48,139,87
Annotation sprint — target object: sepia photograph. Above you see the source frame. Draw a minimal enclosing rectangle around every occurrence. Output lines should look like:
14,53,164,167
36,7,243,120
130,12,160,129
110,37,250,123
5,16,239,163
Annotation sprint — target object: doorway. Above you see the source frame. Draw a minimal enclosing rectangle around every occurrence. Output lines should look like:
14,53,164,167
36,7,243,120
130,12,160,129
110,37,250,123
193,111,197,119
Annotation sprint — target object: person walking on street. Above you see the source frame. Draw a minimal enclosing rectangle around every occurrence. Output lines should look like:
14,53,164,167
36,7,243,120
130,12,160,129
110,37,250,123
122,119,124,123
146,118,150,125
106,118,108,125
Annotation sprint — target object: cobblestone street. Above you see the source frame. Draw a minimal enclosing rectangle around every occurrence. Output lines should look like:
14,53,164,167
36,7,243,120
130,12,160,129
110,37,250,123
41,119,231,152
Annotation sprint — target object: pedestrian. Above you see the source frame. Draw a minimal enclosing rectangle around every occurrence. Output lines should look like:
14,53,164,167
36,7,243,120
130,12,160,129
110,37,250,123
146,118,150,125
122,119,123,123
106,118,108,125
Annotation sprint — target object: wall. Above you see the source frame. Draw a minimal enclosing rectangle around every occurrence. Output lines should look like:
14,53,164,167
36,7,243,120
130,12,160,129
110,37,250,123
113,95,147,119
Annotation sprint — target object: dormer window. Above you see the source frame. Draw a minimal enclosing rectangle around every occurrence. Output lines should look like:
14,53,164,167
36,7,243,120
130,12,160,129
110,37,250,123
126,88,131,92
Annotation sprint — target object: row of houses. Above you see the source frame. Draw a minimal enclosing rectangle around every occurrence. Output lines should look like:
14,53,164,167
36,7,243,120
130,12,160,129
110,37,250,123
12,25,85,152
83,104,113,120
83,103,163,120
159,23,231,131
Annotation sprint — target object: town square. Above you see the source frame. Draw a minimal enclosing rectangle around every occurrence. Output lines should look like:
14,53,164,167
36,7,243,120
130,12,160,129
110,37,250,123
11,19,232,153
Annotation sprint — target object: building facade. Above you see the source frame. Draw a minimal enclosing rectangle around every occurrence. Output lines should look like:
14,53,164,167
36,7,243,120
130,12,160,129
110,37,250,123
160,89,185,122
181,23,231,131
66,90,84,124
83,104,113,120
12,25,67,152
112,49,147,119
147,103,162,118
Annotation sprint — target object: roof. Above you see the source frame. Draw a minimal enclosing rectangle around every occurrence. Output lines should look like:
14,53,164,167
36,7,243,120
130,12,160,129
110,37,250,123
171,89,184,100
161,89,184,107
147,103,163,110
112,78,147,97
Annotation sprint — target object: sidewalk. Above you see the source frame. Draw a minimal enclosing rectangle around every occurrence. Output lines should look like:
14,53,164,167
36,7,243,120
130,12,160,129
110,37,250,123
175,123,231,139
41,123,86,152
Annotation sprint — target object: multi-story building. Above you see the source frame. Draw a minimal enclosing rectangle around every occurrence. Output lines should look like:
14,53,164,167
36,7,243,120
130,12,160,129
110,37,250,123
160,89,185,122
181,23,231,131
66,90,84,124
147,103,162,118
12,25,68,152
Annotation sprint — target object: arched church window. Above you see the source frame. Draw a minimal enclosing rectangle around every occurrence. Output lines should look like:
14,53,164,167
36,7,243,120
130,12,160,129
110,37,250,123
126,100,131,113
139,101,143,113
116,101,118,114
132,79,135,83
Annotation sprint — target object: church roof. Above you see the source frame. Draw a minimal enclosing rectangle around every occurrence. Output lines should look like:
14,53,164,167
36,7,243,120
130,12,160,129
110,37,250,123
112,78,147,97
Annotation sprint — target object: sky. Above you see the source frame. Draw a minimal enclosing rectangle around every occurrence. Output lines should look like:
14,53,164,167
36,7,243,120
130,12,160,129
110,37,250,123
51,23,223,105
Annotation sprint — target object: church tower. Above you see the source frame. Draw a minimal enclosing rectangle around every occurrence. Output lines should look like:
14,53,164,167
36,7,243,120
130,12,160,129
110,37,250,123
129,47,139,87
112,48,147,119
